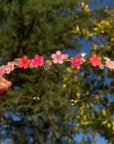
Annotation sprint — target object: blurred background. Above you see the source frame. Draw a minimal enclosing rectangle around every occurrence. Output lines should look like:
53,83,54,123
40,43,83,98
0,0,114,143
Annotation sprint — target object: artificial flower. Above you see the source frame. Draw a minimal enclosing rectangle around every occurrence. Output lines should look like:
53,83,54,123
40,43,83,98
5,62,15,74
89,54,102,67
18,56,31,69
105,59,114,71
44,60,52,70
70,56,84,69
31,55,44,68
51,51,66,64
0,65,5,78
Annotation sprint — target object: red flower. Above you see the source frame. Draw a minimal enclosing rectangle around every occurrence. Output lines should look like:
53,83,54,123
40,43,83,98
70,56,84,69
18,56,31,69
89,54,102,67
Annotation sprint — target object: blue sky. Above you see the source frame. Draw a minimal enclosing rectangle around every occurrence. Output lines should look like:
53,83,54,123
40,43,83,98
74,133,112,144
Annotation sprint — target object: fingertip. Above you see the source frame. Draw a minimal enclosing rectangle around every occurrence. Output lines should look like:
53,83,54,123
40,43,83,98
0,78,12,88
7,81,12,88
0,83,8,94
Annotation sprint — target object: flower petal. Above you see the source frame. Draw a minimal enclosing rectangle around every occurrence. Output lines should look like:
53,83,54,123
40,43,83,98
51,54,56,59
56,51,61,55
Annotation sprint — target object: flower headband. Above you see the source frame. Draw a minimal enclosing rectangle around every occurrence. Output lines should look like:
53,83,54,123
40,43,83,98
0,51,114,78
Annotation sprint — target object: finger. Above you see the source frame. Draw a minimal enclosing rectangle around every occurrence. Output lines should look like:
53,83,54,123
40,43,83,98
0,78,12,88
0,83,8,94
6,81,12,88
0,78,7,83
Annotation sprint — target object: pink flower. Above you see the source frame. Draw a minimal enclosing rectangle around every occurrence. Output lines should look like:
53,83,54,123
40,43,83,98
5,62,15,74
70,56,84,69
0,65,5,78
105,59,114,71
89,54,102,67
31,55,44,68
51,51,66,64
18,56,31,69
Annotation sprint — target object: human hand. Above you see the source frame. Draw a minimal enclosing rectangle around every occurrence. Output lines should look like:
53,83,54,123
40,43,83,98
0,78,12,97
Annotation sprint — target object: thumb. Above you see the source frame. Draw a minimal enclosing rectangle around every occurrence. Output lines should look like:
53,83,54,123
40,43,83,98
6,81,12,88
0,83,8,94
0,78,12,88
